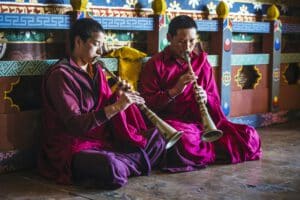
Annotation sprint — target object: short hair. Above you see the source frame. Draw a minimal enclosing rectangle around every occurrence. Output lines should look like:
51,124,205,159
167,15,197,37
69,18,104,51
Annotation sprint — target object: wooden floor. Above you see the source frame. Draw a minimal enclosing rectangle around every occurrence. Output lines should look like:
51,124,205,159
0,120,300,200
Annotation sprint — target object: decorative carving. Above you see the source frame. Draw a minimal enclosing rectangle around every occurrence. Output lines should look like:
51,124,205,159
152,0,167,15
267,4,280,20
283,63,300,85
70,0,88,11
5,77,42,111
234,65,262,89
4,77,20,112
216,1,229,19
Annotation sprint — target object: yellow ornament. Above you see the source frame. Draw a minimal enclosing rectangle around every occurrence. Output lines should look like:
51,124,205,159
71,0,88,11
216,1,229,19
152,0,167,15
267,4,280,20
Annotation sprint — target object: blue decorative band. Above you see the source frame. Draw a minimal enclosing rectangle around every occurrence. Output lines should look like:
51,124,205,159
232,21,270,33
94,16,154,31
230,109,300,127
0,13,70,29
196,20,218,32
0,13,154,31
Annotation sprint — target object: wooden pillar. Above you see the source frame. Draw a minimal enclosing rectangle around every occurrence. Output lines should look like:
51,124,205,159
147,0,168,55
218,18,233,117
147,15,168,55
263,4,282,112
211,1,232,116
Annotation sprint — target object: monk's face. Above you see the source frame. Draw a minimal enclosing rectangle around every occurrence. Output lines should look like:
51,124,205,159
76,31,105,63
167,28,197,59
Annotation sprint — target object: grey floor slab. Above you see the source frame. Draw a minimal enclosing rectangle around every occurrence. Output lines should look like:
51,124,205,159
0,120,299,200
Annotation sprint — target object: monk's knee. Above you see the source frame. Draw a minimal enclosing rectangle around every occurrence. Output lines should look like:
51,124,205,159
104,156,130,189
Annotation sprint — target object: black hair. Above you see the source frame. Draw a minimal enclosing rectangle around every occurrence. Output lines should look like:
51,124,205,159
167,15,197,37
69,18,104,51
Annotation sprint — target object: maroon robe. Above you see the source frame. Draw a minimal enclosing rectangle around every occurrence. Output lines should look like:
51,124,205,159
139,47,262,172
38,58,155,184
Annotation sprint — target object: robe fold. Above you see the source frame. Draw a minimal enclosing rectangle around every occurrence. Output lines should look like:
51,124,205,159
139,47,262,172
38,58,150,184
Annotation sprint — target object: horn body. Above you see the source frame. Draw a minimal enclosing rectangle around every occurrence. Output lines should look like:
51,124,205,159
93,58,182,149
183,52,223,142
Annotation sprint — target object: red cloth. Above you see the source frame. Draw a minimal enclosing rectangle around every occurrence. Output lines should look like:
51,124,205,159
139,47,262,172
38,58,147,184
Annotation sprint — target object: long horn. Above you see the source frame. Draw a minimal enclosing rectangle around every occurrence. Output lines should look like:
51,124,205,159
183,52,223,142
93,57,182,149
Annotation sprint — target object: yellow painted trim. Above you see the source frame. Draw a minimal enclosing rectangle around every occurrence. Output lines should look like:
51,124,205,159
4,77,20,112
281,63,289,84
234,66,243,89
234,65,262,89
253,65,262,89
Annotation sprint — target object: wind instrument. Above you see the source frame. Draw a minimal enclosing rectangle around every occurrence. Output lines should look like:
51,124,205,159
92,57,182,149
183,52,223,142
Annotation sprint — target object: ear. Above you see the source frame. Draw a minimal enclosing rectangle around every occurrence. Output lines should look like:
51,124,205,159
74,36,81,48
167,33,172,42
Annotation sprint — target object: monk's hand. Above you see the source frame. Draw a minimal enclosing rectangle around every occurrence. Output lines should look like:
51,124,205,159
168,71,197,97
194,85,207,104
117,79,132,92
118,90,145,111
115,79,133,97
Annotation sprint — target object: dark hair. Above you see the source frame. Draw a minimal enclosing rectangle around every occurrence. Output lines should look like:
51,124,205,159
69,18,104,51
167,15,197,37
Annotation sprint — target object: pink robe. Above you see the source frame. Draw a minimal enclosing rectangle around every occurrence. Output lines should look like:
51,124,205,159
139,47,262,172
38,58,149,184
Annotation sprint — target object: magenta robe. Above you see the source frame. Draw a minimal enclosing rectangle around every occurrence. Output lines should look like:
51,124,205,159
38,58,149,184
139,47,262,172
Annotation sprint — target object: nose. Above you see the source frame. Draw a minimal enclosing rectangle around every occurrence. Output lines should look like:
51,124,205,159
96,48,102,55
182,41,193,52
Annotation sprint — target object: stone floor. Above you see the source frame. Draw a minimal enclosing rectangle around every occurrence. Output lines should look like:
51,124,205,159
0,120,300,200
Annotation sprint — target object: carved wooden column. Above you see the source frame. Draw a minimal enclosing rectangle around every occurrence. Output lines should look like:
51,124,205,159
147,0,168,55
211,1,232,116
263,4,282,112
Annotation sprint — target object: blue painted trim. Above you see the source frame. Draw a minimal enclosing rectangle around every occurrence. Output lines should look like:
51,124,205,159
0,13,154,31
93,16,154,31
232,21,270,33
220,18,233,117
196,20,218,32
230,109,300,128
1,13,297,34
0,13,70,29
270,20,282,112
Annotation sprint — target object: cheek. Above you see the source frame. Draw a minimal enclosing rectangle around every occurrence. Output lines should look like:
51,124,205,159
86,45,97,53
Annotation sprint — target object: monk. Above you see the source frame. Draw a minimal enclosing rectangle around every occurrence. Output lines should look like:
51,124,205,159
38,18,165,189
139,15,262,172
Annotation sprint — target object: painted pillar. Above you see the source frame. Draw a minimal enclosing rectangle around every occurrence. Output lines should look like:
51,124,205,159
214,1,232,116
147,0,168,55
263,4,282,112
